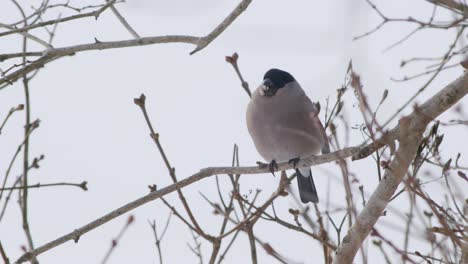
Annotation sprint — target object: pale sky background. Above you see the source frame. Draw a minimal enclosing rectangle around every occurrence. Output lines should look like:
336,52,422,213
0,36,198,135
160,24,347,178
1,0,467,263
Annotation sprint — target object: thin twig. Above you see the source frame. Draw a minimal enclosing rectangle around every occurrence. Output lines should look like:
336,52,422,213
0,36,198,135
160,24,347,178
0,241,10,264
105,0,140,38
0,22,51,48
148,213,172,264
134,94,212,241
101,215,135,264
225,52,252,98
0,154,44,222
0,104,23,135
0,181,87,191
8,2,39,262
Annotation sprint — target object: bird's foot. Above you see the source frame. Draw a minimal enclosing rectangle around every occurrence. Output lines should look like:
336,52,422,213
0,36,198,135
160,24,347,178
288,157,300,169
257,160,278,176
268,160,278,176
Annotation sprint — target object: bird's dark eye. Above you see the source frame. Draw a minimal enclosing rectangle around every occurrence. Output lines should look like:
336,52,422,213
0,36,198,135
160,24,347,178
263,78,274,88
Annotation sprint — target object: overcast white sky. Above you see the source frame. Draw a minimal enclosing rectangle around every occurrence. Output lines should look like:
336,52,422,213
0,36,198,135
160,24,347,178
1,0,467,263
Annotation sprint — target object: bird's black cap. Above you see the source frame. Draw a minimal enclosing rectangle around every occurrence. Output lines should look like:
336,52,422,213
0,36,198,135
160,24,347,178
263,68,295,89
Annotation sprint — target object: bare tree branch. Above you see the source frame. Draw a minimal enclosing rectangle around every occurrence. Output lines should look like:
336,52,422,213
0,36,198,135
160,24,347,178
11,129,396,263
333,72,468,263
0,0,253,89
13,67,467,263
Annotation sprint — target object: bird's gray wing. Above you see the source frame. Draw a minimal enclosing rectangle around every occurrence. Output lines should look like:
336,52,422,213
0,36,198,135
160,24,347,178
282,94,330,154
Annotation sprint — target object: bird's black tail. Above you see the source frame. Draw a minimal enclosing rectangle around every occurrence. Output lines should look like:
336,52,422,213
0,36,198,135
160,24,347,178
296,167,319,203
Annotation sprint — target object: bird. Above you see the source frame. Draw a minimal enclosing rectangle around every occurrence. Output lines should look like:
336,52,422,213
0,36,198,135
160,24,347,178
246,68,330,203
